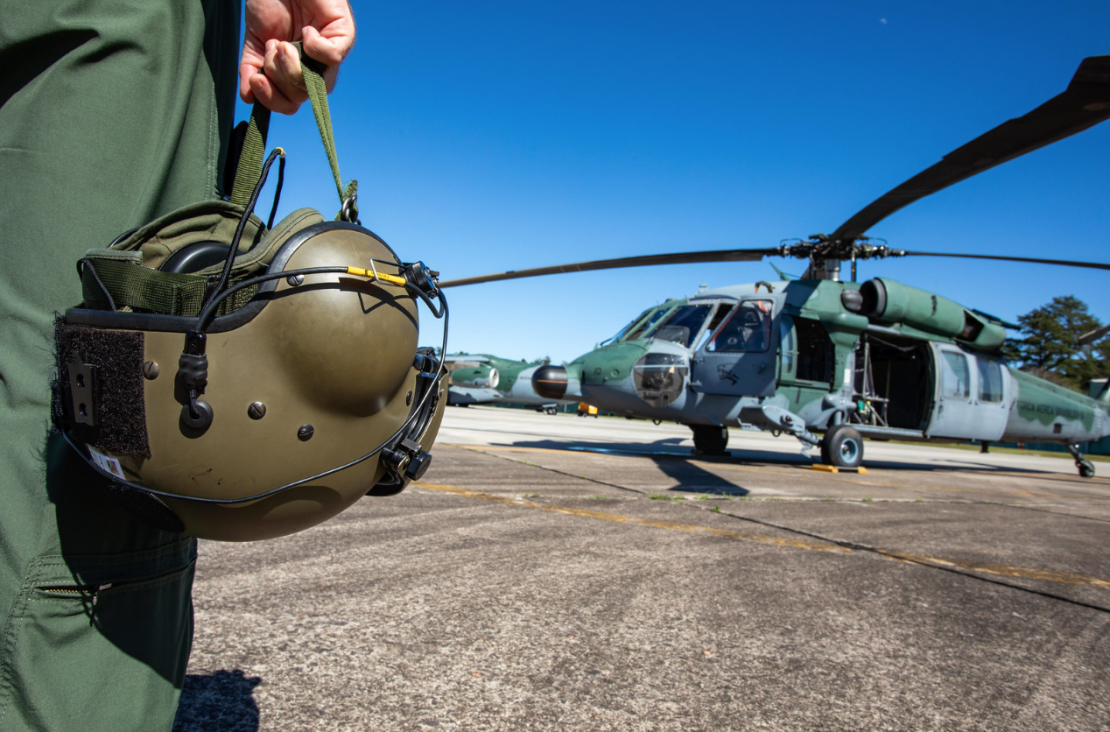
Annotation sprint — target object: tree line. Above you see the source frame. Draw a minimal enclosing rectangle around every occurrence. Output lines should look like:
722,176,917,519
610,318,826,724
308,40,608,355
1000,295,1110,393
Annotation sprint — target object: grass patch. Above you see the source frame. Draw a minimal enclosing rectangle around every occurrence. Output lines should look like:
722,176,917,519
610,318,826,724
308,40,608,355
711,506,721,513
648,492,684,502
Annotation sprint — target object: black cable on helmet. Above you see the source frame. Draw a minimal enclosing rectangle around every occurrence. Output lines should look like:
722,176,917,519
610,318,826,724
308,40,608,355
203,148,286,313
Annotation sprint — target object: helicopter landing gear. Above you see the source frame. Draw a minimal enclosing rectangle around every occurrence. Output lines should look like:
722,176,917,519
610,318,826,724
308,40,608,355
821,424,864,469
691,425,729,456
1067,443,1095,478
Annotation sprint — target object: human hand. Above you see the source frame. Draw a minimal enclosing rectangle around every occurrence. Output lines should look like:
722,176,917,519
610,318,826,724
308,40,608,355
239,0,356,114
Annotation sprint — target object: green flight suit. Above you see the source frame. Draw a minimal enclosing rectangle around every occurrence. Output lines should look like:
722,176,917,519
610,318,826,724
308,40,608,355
0,1,240,729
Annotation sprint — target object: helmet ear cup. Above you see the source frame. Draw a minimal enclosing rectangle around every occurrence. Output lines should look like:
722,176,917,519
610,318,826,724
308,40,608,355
159,241,231,274
154,203,328,273
187,207,327,279
272,227,418,416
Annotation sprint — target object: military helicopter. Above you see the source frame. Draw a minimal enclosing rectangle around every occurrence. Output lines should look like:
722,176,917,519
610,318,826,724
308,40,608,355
438,55,1110,477
444,353,572,413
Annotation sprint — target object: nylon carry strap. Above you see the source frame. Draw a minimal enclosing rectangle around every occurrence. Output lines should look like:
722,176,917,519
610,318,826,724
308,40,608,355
85,46,356,317
229,104,272,207
81,258,258,317
297,42,358,221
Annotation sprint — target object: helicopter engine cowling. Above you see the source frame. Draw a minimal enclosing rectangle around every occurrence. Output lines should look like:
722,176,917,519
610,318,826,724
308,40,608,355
450,366,499,389
852,278,1007,350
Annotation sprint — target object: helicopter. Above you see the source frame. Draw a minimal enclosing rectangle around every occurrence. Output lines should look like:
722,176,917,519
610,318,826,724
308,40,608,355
444,353,572,414
437,54,1110,477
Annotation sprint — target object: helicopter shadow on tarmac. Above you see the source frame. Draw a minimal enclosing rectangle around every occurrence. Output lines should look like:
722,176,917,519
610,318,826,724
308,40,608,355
501,436,753,495
172,670,261,732
499,432,1080,484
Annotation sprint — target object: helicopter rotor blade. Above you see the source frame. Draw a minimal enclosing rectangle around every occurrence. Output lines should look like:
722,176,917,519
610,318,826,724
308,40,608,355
831,55,1110,243
439,248,779,287
1078,323,1110,346
901,251,1110,271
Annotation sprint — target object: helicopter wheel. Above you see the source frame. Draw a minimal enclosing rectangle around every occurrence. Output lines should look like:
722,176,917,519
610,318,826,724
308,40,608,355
821,424,864,469
1079,460,1096,479
691,425,729,456
545,407,557,415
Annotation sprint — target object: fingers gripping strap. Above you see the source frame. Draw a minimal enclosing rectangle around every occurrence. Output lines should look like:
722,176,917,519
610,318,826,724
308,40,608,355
229,104,272,207
229,44,354,217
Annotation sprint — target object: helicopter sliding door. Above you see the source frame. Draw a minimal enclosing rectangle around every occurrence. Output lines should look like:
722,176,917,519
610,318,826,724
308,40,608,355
692,296,783,397
926,344,1010,440
854,333,932,430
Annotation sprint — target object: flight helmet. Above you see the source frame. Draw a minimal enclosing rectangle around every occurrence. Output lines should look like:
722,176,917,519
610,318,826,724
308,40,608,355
53,50,448,541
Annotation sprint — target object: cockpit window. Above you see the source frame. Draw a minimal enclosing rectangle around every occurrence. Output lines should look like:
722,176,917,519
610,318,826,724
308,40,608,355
624,307,673,341
652,304,713,349
695,303,736,351
603,308,652,344
707,300,772,353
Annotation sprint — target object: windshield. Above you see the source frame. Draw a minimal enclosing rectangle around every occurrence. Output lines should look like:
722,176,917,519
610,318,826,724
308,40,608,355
652,304,713,349
625,306,674,341
601,308,653,346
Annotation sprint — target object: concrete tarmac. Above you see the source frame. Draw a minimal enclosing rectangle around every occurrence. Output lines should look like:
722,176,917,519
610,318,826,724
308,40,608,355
174,407,1110,731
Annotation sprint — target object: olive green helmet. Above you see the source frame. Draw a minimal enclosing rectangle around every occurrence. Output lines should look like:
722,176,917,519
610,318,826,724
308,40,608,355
53,52,448,541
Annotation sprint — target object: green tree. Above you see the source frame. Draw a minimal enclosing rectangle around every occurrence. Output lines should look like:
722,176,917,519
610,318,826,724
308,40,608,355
1002,295,1110,393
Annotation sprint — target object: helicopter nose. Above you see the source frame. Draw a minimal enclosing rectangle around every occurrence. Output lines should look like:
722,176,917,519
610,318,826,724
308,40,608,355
532,365,568,399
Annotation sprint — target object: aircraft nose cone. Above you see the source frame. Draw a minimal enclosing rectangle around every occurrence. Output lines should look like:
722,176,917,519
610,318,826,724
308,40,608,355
533,365,568,399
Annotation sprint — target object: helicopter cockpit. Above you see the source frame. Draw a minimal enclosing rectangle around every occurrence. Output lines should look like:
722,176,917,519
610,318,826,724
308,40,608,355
620,295,786,406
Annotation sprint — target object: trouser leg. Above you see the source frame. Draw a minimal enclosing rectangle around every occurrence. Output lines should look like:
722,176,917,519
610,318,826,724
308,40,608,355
0,1,239,729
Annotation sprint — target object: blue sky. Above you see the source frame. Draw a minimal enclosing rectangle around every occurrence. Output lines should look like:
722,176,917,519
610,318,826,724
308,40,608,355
248,1,1110,363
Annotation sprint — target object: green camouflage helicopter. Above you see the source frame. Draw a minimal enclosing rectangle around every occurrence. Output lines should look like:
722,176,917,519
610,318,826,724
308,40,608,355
444,353,571,413
440,55,1110,477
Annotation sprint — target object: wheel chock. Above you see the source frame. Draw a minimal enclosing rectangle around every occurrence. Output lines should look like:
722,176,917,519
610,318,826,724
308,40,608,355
810,464,868,474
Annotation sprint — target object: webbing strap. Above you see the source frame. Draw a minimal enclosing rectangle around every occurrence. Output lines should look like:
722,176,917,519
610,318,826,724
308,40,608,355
229,104,272,207
82,259,258,317
301,52,342,201
296,42,358,221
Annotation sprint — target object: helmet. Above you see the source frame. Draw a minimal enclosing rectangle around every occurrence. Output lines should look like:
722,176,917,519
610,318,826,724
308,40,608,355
53,53,448,541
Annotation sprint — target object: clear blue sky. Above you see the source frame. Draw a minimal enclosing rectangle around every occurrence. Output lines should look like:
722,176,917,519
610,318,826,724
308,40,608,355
249,1,1110,364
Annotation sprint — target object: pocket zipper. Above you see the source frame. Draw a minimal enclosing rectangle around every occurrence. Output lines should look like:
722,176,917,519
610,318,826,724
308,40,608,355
36,556,196,609
40,583,113,607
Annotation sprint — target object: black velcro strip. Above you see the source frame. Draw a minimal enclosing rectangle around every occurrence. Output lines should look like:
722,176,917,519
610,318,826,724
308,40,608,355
54,320,151,458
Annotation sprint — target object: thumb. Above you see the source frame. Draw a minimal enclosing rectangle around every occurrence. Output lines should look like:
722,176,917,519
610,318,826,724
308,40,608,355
301,24,354,68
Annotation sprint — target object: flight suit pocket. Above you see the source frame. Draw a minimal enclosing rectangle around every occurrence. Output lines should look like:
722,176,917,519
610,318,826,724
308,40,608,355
0,552,195,732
